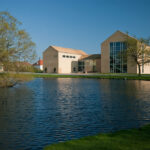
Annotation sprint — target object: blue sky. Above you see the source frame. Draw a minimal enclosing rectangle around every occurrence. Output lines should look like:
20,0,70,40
0,0,150,59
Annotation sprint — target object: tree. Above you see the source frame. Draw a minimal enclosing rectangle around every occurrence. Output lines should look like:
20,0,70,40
0,11,36,72
125,35,150,76
0,11,37,87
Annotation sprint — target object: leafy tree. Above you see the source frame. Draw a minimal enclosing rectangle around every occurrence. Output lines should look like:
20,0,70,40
0,11,36,72
0,11,37,87
125,35,150,76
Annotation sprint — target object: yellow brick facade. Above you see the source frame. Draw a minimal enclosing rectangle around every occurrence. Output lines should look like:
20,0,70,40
101,31,138,73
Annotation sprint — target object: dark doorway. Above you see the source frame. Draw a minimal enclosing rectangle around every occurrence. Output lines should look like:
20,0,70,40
54,68,56,73
44,67,47,73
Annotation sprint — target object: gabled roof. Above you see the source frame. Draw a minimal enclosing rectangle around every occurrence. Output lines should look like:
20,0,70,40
101,30,137,45
51,46,88,55
117,30,138,40
81,54,101,60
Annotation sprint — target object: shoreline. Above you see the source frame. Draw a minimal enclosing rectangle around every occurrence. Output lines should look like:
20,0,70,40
31,73,150,81
1,72,150,80
1,73,150,88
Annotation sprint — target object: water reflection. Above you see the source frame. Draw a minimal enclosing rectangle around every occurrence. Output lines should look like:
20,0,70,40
0,85,35,150
0,78,150,150
98,80,150,131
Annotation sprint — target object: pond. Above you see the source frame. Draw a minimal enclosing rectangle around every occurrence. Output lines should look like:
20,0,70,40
0,78,150,150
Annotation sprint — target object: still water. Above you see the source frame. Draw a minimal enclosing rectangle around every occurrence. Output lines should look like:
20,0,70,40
0,78,150,150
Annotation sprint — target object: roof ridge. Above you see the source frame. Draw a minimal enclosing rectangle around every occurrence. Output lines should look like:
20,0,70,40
51,45,83,51
50,45,88,55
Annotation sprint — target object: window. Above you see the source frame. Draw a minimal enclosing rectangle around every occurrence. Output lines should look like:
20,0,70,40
110,42,127,73
62,55,76,58
78,61,84,71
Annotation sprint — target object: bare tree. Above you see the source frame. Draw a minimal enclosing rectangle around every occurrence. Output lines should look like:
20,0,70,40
125,35,150,76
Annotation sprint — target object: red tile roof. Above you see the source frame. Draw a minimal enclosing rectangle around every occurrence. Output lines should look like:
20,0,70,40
38,59,43,65
33,59,43,66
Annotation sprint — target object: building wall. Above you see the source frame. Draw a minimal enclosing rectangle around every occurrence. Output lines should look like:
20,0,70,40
58,52,81,73
39,65,43,71
101,31,137,73
142,46,150,74
84,60,94,72
96,58,101,72
43,47,58,73
137,63,150,74
101,41,109,73
84,58,101,73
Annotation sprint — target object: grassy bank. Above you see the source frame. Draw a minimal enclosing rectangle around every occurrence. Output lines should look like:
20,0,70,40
31,74,150,80
44,124,150,150
1,73,150,81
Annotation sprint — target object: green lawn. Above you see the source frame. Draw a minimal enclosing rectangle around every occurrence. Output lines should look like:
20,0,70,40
1,73,150,87
31,73,150,80
1,72,150,81
44,124,150,150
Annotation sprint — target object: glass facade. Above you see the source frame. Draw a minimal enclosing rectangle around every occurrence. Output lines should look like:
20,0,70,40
78,61,84,72
110,42,127,73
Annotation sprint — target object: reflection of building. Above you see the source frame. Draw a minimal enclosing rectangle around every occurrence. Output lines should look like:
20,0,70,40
33,59,43,71
43,46,101,74
101,30,150,74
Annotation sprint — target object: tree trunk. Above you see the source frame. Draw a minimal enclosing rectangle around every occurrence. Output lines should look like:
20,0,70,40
137,64,141,76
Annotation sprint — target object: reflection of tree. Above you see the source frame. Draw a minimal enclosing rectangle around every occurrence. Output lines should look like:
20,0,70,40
0,84,34,113
98,79,150,131
0,88,8,105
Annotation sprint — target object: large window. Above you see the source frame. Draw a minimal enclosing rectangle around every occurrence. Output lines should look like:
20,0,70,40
78,61,84,71
110,42,127,73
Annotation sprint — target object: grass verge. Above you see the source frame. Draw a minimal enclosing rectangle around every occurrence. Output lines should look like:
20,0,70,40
31,74,150,80
1,73,150,83
44,124,150,150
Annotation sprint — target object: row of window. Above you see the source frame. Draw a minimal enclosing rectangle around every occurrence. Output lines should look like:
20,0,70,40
62,55,76,58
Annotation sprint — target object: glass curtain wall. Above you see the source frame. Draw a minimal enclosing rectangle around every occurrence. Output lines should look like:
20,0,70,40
110,42,127,73
78,61,84,72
